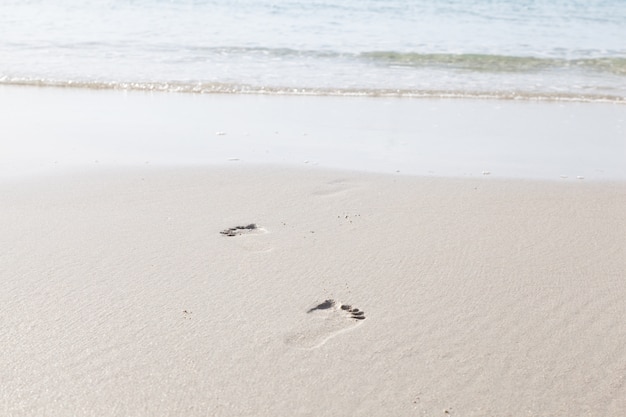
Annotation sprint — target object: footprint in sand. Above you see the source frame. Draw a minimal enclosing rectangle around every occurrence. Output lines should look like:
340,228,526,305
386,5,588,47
220,223,273,252
312,179,359,197
220,223,262,237
284,299,366,349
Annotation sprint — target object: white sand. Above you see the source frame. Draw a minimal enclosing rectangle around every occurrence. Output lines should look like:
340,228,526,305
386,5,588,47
2,165,625,416
2,85,625,415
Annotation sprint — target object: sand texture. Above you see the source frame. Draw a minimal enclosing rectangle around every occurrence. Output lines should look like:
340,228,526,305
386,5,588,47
1,166,625,416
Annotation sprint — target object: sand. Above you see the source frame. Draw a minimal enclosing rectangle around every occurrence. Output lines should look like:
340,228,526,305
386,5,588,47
1,85,625,181
1,86,625,416
1,165,625,417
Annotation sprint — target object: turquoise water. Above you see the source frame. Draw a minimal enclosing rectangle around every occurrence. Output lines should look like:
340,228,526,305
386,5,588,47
1,0,625,101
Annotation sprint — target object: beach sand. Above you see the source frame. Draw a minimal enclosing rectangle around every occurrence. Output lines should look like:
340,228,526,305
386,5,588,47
1,85,625,181
1,86,626,416
1,165,625,416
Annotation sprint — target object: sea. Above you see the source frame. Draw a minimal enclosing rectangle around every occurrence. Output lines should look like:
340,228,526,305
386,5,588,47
1,0,625,103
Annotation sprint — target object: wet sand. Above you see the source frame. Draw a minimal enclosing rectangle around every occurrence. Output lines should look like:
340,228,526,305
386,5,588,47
1,85,624,181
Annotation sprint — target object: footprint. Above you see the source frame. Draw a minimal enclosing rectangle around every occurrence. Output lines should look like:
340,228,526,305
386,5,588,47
312,179,358,197
220,223,260,237
284,299,366,349
220,223,272,252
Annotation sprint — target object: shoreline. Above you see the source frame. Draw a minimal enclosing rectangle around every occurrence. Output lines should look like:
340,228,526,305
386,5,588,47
3,80,626,104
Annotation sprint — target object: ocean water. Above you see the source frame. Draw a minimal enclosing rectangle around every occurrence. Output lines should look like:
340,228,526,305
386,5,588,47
1,0,625,102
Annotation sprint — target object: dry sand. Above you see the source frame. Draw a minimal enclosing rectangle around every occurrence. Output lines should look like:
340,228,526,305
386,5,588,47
2,165,625,416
